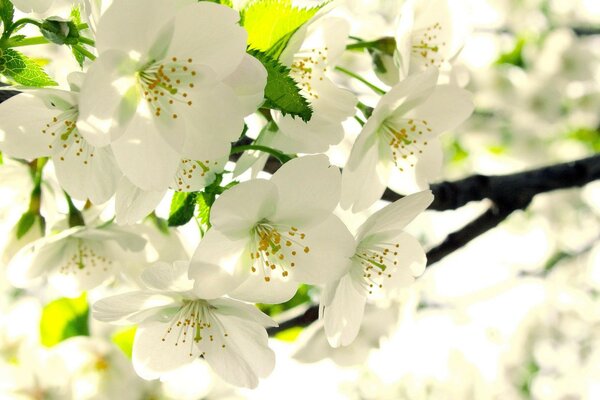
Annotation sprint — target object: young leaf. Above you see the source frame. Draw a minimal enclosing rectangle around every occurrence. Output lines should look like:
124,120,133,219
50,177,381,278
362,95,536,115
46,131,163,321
15,211,36,239
112,326,137,359
1,49,57,87
242,0,323,56
40,293,89,347
168,191,198,227
249,49,312,121
0,0,14,35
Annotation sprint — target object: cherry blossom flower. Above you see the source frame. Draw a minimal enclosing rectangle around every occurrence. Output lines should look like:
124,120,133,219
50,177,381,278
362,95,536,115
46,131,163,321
190,155,355,304
341,67,473,211
77,0,266,191
0,83,121,204
7,222,146,297
93,260,276,388
322,190,432,347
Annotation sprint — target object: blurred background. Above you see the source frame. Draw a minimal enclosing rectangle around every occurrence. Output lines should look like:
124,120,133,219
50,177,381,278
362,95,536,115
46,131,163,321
0,0,599,398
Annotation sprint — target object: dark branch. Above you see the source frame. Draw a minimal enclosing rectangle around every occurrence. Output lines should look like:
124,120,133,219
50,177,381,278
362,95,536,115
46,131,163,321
383,154,600,210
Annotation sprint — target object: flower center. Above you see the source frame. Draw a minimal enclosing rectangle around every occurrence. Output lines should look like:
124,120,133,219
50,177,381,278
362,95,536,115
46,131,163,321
291,47,329,101
138,56,197,120
173,159,220,191
42,108,98,166
161,300,228,357
353,242,402,295
380,118,431,172
411,22,447,68
250,221,310,282
59,239,112,276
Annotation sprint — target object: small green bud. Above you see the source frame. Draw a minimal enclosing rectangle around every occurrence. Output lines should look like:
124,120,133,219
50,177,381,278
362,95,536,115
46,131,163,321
41,16,80,45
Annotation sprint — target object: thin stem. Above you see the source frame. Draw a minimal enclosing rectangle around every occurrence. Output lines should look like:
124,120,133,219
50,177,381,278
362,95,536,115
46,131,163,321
335,66,386,95
64,192,85,228
354,115,366,126
230,144,293,163
3,18,42,39
72,44,96,60
346,40,382,51
6,36,49,47
78,36,95,46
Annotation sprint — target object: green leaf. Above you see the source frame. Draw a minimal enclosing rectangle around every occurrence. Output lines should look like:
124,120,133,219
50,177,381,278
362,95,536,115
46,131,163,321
274,326,303,342
0,0,14,35
496,36,526,68
168,191,198,227
1,48,57,87
40,293,89,347
242,0,323,56
249,49,312,121
112,326,137,359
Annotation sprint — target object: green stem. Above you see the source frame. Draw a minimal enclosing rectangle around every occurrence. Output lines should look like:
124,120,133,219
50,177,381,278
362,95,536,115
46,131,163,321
230,144,293,163
346,40,382,51
72,44,96,60
3,18,42,39
354,115,366,126
64,192,85,227
6,36,49,47
78,36,95,46
335,66,386,95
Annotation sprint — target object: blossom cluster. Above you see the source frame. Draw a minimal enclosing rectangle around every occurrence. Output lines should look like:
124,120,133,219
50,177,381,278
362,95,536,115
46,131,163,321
0,0,474,390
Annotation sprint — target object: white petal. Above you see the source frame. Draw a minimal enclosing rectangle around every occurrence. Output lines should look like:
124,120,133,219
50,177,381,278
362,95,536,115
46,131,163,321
169,2,247,80
189,229,250,299
133,319,201,380
323,274,366,348
208,298,277,328
270,155,341,228
229,272,299,304
111,110,181,191
288,215,355,285
93,291,177,325
180,82,243,160
53,140,120,204
415,138,443,190
11,0,52,13
202,314,274,389
341,139,391,212
271,113,346,154
357,190,433,242
141,261,194,292
222,53,267,116
74,225,146,252
376,67,438,117
95,0,183,56
408,84,474,135
0,93,60,159
115,177,166,225
209,179,278,238
77,49,139,147
6,237,66,288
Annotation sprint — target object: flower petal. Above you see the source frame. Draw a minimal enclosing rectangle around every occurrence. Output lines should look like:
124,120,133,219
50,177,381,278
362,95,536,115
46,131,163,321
229,272,299,304
133,319,201,380
270,155,341,227
357,190,433,243
222,53,267,116
139,260,192,292
115,177,166,225
323,274,367,348
341,139,391,212
189,229,250,299
53,142,120,204
77,49,139,147
209,298,277,328
209,179,278,238
169,2,247,80
0,93,61,159
202,313,275,389
111,109,181,191
93,291,177,325
408,84,474,136
288,215,355,285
